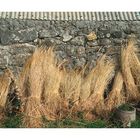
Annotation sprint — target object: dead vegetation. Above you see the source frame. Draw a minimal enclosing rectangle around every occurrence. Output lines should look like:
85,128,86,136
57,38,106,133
1,39,140,127
121,40,140,102
128,40,140,91
105,71,125,112
80,55,115,115
0,69,14,120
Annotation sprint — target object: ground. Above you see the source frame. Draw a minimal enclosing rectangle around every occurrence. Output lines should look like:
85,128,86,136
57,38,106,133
1,112,140,128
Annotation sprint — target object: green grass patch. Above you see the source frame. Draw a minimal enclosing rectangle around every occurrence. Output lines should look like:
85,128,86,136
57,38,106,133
42,117,107,128
2,114,23,128
118,103,134,111
131,119,140,128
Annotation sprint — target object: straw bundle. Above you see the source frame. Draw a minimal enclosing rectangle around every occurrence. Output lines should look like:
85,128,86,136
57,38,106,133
60,70,81,103
58,69,82,119
42,48,62,120
105,71,125,112
20,47,48,127
0,69,14,109
80,55,106,102
19,46,65,127
80,65,94,101
121,45,140,102
81,55,115,115
127,40,140,92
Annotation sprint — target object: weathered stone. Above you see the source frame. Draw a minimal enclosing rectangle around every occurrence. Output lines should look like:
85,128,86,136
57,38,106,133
87,32,97,41
42,21,51,28
18,29,38,43
85,46,100,54
113,39,123,45
0,29,16,45
41,37,63,45
25,20,36,27
77,47,85,55
0,44,36,73
76,21,87,28
111,31,122,38
0,29,38,45
106,33,111,38
66,46,77,56
0,51,10,68
99,39,112,46
87,40,98,47
9,54,31,67
9,20,20,30
62,31,73,42
97,29,110,39
97,32,105,39
70,36,85,46
39,28,59,38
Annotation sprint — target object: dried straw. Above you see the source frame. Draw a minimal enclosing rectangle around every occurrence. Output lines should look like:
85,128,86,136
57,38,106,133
80,55,106,101
81,55,115,115
42,47,62,120
60,69,81,103
0,69,14,108
0,69,14,120
128,40,140,92
59,69,82,119
19,46,65,127
121,44,140,101
105,71,125,112
20,47,48,127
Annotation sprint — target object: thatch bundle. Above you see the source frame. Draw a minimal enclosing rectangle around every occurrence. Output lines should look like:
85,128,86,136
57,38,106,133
0,69,14,120
81,55,115,115
41,48,62,120
58,69,82,119
121,42,140,102
0,69,14,107
19,47,64,127
19,47,49,127
60,70,82,104
127,40,140,92
105,71,125,111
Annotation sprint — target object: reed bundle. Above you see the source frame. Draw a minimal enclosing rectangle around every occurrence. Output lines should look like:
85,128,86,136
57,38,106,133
121,43,140,102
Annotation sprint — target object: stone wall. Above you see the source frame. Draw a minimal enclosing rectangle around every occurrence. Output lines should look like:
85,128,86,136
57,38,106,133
0,19,140,75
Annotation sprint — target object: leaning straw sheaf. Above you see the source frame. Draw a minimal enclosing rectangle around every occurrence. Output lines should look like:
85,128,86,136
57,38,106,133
105,71,125,112
121,44,140,102
81,55,115,115
0,69,14,120
128,40,140,92
0,69,14,109
80,55,106,101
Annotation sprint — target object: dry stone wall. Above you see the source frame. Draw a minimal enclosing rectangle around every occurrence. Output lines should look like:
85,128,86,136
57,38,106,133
0,19,140,75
